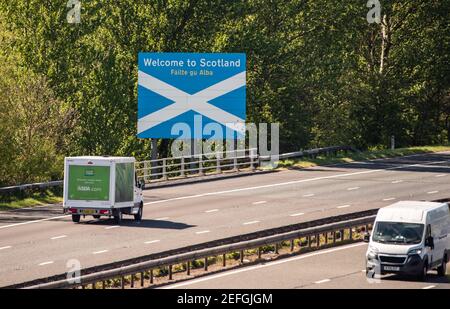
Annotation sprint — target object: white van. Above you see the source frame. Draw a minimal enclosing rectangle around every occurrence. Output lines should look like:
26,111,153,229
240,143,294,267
365,201,450,280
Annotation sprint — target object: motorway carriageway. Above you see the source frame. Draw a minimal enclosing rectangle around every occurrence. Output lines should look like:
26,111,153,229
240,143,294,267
0,152,450,286
162,243,450,289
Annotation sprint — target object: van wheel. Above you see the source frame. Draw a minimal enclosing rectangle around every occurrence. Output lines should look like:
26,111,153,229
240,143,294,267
134,205,143,221
93,215,101,219
113,211,122,224
418,262,428,281
437,255,447,276
72,214,81,223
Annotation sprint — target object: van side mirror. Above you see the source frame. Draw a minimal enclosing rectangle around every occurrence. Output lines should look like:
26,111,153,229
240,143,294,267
363,232,370,243
425,236,434,249
138,179,145,189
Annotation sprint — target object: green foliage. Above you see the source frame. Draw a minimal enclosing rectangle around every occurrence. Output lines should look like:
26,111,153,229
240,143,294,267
0,0,449,185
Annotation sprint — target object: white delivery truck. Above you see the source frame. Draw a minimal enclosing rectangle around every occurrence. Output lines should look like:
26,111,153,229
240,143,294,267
365,201,450,280
63,156,145,224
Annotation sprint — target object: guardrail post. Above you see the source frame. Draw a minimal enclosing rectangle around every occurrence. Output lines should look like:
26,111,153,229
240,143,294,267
180,157,185,178
275,243,279,254
204,257,208,271
325,232,328,244
340,229,345,241
199,156,205,176
222,254,226,267
316,234,320,247
130,274,134,288
140,272,144,287
169,265,173,280
121,276,125,289
92,283,96,289
250,149,256,171
150,269,154,284
332,231,336,244
349,227,353,240
240,250,244,263
102,281,105,289
233,150,238,172
290,239,294,251
258,247,262,260
144,161,149,182
216,153,221,173
187,261,191,276
307,235,311,248
162,159,168,181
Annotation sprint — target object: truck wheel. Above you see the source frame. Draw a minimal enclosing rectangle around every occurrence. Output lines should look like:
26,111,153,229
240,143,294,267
134,205,143,221
437,255,447,276
93,215,101,219
72,214,81,223
113,211,122,224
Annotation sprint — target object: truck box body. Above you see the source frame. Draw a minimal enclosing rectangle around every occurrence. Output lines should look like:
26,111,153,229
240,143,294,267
63,156,137,210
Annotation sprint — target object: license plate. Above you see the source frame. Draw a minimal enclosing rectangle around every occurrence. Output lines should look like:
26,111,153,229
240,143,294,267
81,209,96,215
384,266,400,271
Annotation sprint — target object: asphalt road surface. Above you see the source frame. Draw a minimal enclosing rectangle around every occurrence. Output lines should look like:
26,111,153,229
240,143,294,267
1,151,450,287
162,243,450,289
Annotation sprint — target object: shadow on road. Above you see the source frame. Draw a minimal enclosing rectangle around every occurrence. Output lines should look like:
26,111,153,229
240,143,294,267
0,204,65,225
85,218,196,230
379,271,450,284
284,153,450,175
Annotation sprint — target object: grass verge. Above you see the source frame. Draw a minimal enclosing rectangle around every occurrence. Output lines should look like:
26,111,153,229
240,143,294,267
0,190,62,211
277,145,450,169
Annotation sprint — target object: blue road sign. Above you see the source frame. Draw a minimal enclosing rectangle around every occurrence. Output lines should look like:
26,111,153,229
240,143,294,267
137,52,246,139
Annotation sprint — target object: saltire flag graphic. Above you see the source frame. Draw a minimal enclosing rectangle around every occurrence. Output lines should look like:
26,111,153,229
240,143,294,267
137,52,246,139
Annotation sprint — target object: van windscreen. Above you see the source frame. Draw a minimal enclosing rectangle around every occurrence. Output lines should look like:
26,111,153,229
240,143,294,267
372,222,424,245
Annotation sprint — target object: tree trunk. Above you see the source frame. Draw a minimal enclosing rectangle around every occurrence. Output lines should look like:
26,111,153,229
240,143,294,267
379,14,392,75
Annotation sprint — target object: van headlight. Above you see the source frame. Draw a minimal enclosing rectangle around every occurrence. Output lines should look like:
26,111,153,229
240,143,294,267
407,248,422,255
367,246,379,260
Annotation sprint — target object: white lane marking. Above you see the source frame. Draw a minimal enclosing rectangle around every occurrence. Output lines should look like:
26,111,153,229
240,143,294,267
382,197,396,201
144,158,449,207
50,235,67,240
195,230,210,235
145,240,161,244
252,201,267,205
391,180,403,184
154,217,169,221
39,261,54,266
92,250,108,255
347,187,360,191
337,205,351,209
0,215,70,230
162,242,367,289
0,246,12,250
243,221,260,225
290,213,305,217
422,285,436,290
302,194,315,197
315,279,331,284
105,225,120,230
427,191,439,194
435,174,446,177
205,209,219,213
